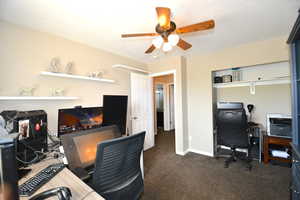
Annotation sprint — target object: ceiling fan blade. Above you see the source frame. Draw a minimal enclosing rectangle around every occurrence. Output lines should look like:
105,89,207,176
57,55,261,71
122,33,158,38
177,39,192,50
176,20,215,34
145,44,156,54
156,7,171,30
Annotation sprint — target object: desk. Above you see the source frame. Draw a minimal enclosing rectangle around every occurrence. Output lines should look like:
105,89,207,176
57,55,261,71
263,135,292,164
19,159,105,200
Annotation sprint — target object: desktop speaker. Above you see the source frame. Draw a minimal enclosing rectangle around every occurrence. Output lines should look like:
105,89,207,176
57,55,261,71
0,138,19,200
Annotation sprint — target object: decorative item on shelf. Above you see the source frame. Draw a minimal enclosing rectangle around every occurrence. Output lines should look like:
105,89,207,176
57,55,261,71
19,85,37,96
48,57,61,73
88,70,104,79
64,62,74,74
222,75,232,83
214,76,223,83
232,68,242,81
51,88,65,96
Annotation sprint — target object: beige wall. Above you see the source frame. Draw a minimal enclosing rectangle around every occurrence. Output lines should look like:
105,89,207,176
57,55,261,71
148,56,189,154
216,84,291,129
0,21,147,134
186,36,290,156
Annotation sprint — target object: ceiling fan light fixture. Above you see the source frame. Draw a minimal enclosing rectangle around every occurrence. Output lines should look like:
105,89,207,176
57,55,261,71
152,36,164,48
168,34,179,46
162,42,172,52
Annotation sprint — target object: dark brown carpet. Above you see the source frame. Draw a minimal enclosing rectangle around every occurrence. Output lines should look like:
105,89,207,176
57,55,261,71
141,131,291,200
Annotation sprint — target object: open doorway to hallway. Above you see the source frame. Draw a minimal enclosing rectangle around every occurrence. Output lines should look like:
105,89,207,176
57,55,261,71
153,74,175,151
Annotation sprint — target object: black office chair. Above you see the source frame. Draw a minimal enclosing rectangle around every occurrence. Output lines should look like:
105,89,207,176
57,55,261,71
91,131,146,200
216,103,252,170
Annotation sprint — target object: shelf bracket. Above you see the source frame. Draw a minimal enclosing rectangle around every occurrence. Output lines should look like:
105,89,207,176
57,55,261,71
250,82,256,95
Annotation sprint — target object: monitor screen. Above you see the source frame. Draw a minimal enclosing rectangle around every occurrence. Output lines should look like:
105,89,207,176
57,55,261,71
58,107,103,136
61,125,121,170
72,130,116,165
103,95,128,135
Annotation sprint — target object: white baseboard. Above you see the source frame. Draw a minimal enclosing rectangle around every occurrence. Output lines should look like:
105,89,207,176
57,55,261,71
187,149,214,157
176,149,189,156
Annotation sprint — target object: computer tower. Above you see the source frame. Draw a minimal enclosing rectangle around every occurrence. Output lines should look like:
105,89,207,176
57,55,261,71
0,110,48,166
0,138,19,200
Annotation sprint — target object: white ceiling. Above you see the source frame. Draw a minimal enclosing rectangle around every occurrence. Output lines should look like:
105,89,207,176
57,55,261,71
0,0,299,63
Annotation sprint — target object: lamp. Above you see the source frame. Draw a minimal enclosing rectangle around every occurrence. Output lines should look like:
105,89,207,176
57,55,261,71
152,36,164,48
162,42,172,52
168,34,179,46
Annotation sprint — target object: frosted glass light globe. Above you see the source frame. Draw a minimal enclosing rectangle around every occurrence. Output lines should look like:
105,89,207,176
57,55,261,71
152,36,164,48
168,34,179,46
163,42,172,52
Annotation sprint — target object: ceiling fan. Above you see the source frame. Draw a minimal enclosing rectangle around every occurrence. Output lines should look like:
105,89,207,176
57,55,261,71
121,7,215,54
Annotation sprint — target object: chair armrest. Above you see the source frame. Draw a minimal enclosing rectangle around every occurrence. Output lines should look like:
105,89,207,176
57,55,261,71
72,167,91,181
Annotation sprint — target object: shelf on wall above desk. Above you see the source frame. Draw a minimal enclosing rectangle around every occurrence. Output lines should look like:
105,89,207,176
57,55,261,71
112,64,150,74
0,96,79,100
213,78,290,88
40,71,115,83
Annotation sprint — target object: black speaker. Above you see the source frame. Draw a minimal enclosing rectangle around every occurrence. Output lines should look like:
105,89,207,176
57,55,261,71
0,138,19,200
103,95,128,135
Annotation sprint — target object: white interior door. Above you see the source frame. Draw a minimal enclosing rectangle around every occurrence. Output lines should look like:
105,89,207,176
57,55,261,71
169,84,175,130
130,72,154,150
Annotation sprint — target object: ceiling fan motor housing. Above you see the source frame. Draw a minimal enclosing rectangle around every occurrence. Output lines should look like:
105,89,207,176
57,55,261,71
156,21,176,38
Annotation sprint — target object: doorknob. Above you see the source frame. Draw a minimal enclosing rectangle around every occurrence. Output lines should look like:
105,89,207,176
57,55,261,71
132,117,138,120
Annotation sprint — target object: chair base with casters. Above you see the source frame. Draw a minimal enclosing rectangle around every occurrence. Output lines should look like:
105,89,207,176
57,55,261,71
223,146,252,170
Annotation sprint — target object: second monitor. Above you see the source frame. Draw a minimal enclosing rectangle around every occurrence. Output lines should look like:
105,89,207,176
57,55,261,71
61,125,122,171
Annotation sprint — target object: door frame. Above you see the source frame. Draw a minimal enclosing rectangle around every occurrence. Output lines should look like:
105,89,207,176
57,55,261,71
150,70,177,151
168,83,175,130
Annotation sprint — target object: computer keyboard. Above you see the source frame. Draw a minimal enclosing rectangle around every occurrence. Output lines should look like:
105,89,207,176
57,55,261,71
19,163,65,196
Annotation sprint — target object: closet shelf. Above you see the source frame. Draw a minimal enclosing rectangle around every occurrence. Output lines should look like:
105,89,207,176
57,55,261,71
40,71,115,83
213,78,290,88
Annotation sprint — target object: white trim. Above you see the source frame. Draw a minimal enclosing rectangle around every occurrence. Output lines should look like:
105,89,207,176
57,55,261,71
150,70,180,153
40,71,115,83
188,149,214,157
176,149,189,156
149,70,176,77
112,64,151,74
0,96,79,100
163,84,170,131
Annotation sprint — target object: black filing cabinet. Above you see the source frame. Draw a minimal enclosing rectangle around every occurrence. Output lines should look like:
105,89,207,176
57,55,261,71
288,9,300,200
291,144,300,199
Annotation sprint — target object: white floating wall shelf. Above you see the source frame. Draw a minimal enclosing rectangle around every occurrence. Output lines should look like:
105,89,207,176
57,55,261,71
0,96,79,100
112,64,150,74
40,71,115,83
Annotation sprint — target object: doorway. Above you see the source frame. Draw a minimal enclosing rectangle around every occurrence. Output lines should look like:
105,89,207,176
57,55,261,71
153,74,175,149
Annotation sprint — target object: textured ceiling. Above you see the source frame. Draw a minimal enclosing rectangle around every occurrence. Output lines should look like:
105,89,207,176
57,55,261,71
0,0,299,63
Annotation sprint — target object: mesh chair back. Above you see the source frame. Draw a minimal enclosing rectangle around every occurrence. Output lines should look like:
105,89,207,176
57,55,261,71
92,131,145,200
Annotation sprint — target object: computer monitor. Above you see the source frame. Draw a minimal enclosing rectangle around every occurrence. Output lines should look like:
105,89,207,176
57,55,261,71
103,95,128,135
58,107,103,137
61,125,121,170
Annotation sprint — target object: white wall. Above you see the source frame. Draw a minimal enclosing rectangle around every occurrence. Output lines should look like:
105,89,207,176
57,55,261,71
186,36,290,156
216,84,291,129
0,21,147,134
